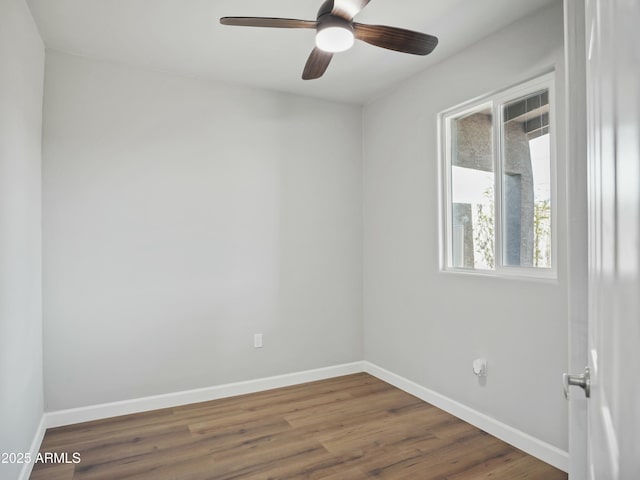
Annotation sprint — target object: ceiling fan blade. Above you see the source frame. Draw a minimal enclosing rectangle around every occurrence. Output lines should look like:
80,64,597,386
354,23,438,55
331,0,372,20
302,47,333,80
220,17,317,29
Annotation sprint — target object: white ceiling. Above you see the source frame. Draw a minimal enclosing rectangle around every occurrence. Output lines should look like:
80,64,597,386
26,0,558,104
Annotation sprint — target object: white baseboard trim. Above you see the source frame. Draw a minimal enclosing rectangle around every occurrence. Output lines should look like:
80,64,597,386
363,361,569,472
45,361,365,429
18,414,47,480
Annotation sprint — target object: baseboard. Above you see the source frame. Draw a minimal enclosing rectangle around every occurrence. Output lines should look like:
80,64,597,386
363,361,569,472
45,361,365,429
17,414,47,480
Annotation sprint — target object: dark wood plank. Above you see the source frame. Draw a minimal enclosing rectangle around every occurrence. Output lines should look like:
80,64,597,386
30,373,567,480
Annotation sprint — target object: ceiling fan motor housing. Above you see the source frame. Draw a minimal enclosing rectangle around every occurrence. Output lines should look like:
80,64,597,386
315,1,355,53
317,14,354,35
315,15,354,52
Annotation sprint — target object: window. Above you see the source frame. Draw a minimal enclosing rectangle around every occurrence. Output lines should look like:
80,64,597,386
440,74,555,277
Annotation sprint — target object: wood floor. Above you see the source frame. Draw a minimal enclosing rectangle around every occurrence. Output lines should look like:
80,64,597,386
30,373,567,480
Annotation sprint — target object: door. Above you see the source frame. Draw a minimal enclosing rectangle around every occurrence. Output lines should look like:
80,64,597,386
583,0,640,478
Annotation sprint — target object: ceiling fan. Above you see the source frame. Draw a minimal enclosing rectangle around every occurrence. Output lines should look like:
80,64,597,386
220,0,438,80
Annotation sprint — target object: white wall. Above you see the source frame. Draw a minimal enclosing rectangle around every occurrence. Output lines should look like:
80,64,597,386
42,52,363,411
363,1,568,451
0,1,45,479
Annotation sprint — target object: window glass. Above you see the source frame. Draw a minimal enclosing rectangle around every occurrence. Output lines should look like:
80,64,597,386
450,107,494,269
501,90,551,268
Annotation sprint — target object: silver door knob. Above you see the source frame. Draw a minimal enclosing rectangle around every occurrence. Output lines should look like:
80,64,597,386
563,366,590,399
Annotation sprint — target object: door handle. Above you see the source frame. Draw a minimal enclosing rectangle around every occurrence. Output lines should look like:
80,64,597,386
563,366,590,399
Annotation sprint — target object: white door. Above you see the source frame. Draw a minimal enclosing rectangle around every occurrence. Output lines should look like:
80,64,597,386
583,0,640,478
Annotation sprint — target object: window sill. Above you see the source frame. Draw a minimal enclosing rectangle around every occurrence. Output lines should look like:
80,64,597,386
440,266,558,284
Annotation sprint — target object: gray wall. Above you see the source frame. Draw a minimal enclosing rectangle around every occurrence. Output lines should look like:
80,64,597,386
0,1,45,479
42,52,363,411
363,2,568,450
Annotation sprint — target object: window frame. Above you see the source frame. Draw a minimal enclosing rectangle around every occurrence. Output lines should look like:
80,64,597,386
438,73,557,280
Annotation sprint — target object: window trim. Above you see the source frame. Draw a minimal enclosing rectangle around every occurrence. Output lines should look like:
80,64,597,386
438,73,557,280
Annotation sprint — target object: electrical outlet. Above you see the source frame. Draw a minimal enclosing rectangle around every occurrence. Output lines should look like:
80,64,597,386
254,333,263,348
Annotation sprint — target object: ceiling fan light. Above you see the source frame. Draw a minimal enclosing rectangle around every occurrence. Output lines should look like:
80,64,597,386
316,26,354,53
